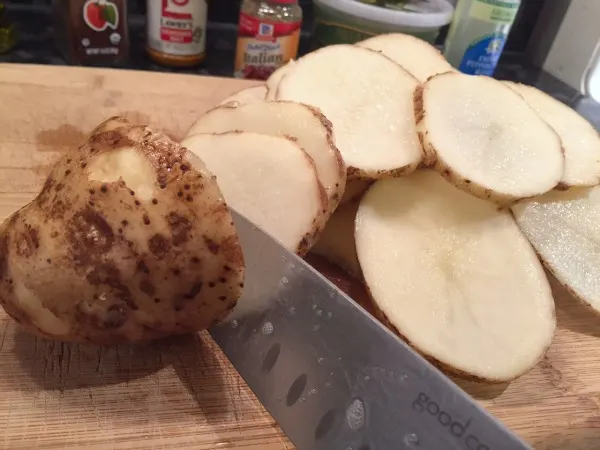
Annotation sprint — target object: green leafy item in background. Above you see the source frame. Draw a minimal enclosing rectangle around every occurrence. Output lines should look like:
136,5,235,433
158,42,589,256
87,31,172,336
101,3,118,28
0,3,16,54
353,0,429,12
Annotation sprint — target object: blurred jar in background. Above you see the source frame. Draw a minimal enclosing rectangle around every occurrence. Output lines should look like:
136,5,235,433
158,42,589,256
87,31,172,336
147,0,208,67
53,0,130,66
235,0,303,80
0,3,16,54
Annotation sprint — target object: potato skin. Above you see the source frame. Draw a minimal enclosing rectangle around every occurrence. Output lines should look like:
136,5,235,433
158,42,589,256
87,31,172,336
0,117,245,344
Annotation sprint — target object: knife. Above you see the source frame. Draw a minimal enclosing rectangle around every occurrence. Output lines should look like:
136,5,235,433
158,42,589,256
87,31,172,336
210,211,531,450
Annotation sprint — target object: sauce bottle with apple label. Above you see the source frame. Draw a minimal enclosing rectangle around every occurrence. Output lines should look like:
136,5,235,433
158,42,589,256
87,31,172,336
235,0,303,80
53,0,129,66
147,0,208,68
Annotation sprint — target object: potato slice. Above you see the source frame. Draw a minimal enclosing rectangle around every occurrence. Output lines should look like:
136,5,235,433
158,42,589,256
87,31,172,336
218,85,267,106
265,61,296,101
276,44,422,179
415,72,564,204
185,101,346,212
0,117,245,344
504,81,600,188
182,132,328,255
355,170,556,382
512,187,600,313
311,200,361,278
357,33,455,82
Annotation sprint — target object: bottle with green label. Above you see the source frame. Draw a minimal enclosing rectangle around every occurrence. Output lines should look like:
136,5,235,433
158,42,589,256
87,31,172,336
443,0,521,76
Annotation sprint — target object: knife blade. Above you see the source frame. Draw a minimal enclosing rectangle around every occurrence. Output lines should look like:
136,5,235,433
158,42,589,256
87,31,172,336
210,210,531,450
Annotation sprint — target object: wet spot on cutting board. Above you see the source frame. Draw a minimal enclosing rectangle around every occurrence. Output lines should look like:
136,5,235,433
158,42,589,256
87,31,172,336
34,124,87,178
36,124,86,149
93,75,105,89
104,91,123,107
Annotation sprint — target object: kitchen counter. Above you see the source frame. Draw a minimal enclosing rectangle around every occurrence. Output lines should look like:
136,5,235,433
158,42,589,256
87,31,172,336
2,3,599,128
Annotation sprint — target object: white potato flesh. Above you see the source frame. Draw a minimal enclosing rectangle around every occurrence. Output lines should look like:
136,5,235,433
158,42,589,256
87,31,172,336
416,73,564,204
311,201,361,277
181,132,327,255
512,186,600,313
276,44,422,179
505,81,600,187
357,33,454,82
356,171,556,381
184,101,345,212
218,85,267,106
87,146,156,202
266,61,295,101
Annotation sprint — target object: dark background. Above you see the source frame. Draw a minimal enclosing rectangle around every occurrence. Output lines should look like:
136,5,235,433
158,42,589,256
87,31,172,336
4,0,547,51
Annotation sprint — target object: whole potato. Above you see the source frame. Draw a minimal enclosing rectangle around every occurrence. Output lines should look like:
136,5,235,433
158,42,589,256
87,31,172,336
0,116,245,344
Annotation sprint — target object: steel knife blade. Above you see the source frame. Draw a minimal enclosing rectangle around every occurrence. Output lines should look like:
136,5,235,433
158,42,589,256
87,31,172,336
209,210,531,450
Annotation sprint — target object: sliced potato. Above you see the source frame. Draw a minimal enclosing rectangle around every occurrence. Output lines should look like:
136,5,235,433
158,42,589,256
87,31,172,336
512,186,600,313
185,101,346,212
415,72,564,204
357,33,454,82
311,200,361,278
355,170,556,382
504,81,600,188
276,44,422,179
0,117,245,344
266,61,296,101
182,132,328,255
218,85,267,106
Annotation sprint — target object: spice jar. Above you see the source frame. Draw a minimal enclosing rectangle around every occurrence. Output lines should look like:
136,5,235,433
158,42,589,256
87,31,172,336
147,0,208,67
235,0,303,80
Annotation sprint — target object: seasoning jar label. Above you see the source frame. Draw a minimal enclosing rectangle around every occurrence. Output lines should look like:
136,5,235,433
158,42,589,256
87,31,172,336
235,12,302,80
147,0,207,57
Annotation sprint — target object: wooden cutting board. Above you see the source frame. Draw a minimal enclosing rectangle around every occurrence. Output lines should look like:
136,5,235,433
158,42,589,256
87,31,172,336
0,63,600,450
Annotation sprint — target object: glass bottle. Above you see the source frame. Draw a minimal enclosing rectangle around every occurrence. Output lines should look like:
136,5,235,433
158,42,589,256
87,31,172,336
146,0,208,68
53,0,130,66
235,0,303,80
443,0,521,76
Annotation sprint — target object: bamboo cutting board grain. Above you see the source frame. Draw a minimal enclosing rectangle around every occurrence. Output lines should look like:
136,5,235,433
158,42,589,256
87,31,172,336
0,63,600,449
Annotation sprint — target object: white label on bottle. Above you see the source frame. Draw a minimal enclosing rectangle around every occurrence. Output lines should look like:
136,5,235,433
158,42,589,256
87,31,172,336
147,0,207,56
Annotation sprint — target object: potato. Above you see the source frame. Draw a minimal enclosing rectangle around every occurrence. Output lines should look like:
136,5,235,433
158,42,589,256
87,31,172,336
275,44,422,180
414,72,564,204
184,101,345,214
355,171,556,382
0,116,245,344
357,33,455,83
218,85,267,106
182,131,328,255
